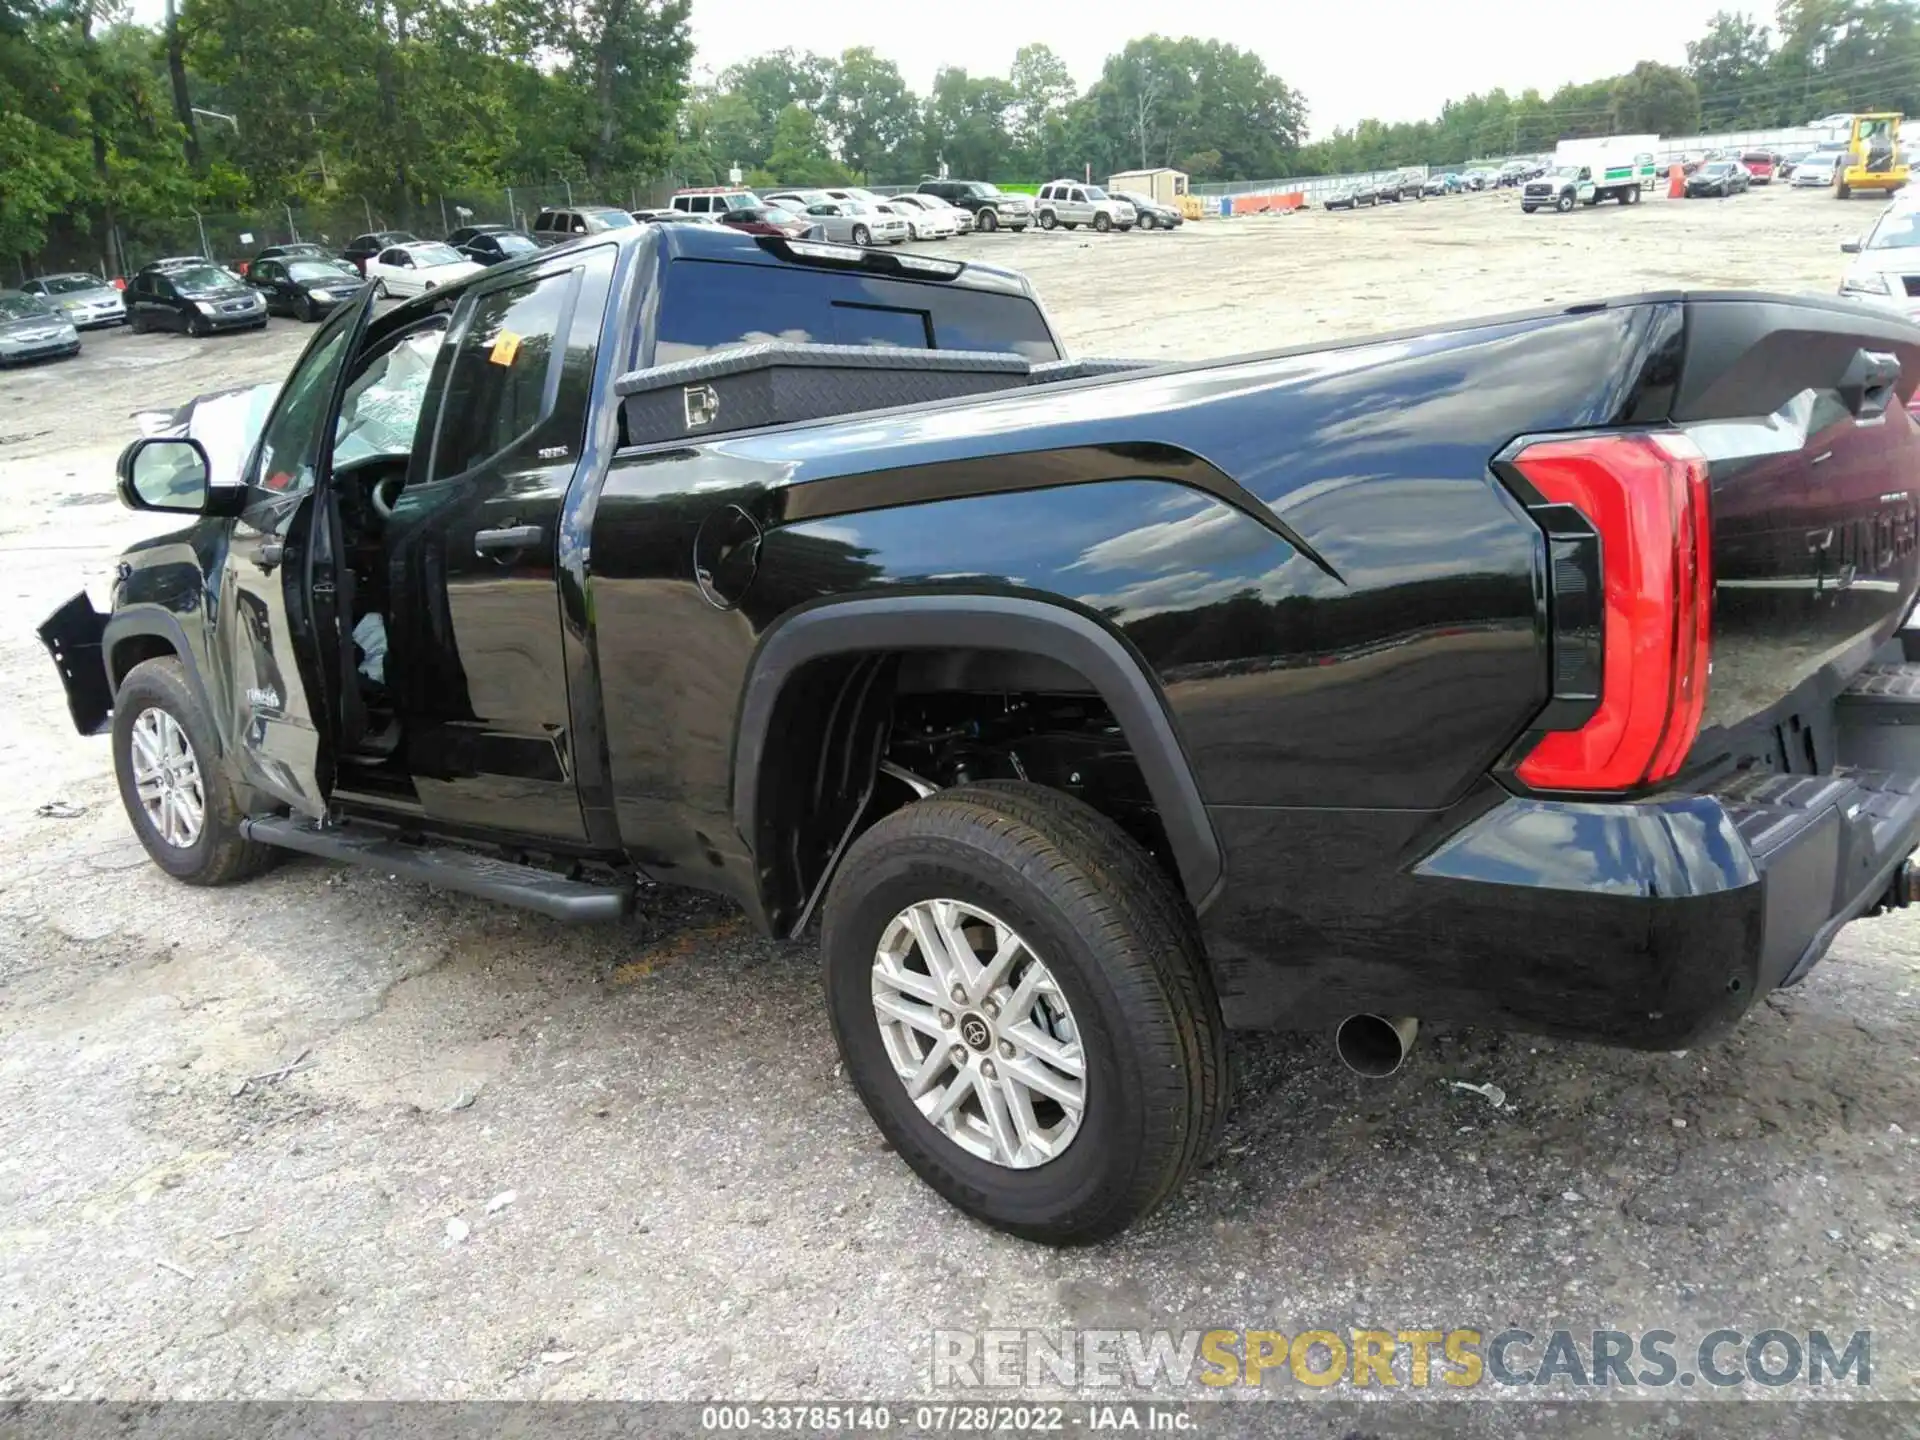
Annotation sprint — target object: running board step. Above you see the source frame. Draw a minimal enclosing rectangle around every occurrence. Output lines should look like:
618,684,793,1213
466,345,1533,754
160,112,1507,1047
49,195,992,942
240,815,630,923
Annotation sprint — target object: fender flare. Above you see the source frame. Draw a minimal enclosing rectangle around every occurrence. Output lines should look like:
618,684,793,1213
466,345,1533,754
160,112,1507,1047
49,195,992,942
732,593,1224,913
102,607,222,754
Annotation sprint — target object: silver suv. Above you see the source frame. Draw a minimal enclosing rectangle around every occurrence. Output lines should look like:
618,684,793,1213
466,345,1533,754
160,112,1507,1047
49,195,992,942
1036,181,1137,233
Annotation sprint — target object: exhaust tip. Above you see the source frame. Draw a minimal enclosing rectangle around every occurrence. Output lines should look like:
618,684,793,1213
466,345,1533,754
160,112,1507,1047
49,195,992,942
1336,1014,1419,1077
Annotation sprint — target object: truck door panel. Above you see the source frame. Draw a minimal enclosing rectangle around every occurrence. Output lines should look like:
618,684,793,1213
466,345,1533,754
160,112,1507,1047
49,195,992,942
382,244,615,841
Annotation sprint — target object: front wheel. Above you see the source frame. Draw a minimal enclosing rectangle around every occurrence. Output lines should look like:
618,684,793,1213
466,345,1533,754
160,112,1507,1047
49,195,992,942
1556,192,1576,213
849,224,870,246
1139,214,1156,230
112,658,280,885
300,294,318,322
1837,179,1852,199
1094,213,1112,232
976,210,997,232
1521,205,1538,213
1038,211,1056,230
823,782,1228,1244
186,312,209,338
374,279,389,298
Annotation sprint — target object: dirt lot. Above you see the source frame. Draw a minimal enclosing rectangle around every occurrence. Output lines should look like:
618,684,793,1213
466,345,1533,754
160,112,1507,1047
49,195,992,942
3,184,1919,1419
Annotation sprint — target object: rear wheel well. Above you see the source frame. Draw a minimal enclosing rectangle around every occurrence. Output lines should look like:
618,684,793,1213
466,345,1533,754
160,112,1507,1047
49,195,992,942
748,646,1182,935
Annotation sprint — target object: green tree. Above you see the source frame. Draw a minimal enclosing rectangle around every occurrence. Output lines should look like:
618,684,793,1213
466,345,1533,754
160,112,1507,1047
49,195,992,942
1608,60,1702,135
1687,10,1774,125
759,101,850,186
826,47,917,180
921,66,1014,179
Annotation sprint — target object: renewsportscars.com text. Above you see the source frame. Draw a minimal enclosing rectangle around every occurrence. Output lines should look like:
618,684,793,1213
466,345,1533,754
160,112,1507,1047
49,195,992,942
932,1327,1870,1391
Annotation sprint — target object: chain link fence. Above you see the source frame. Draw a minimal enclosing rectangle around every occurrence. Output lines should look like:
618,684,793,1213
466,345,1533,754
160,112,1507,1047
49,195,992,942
10,177,684,284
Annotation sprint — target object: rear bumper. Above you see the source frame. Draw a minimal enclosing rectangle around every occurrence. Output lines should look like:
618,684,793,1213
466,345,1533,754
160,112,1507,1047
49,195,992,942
1202,683,1920,1048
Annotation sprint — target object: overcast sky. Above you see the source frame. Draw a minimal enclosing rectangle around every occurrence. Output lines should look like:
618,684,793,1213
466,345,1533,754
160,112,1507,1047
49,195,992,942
689,0,1745,134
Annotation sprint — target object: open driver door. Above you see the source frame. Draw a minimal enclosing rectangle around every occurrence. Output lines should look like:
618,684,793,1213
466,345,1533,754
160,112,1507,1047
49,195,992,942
218,287,378,817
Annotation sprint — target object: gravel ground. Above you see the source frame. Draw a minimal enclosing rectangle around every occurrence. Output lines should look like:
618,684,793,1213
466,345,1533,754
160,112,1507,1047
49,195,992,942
3,184,1919,1423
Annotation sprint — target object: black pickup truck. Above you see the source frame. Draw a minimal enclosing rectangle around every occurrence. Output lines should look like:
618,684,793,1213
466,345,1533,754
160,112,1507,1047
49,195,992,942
39,222,1920,1242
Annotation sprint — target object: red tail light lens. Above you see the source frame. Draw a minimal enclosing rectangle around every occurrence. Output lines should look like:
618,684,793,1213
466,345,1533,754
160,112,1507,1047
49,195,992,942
1512,432,1712,791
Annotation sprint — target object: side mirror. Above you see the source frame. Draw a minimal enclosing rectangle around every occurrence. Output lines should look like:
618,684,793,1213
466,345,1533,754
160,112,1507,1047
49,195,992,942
1842,240,1861,253
117,437,213,514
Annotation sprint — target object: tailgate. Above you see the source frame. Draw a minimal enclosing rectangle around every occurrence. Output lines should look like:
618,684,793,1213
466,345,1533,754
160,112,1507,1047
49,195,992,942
1673,294,1920,772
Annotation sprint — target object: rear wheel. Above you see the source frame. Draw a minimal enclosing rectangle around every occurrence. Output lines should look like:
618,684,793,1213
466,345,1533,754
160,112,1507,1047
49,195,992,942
111,658,279,886
822,782,1227,1244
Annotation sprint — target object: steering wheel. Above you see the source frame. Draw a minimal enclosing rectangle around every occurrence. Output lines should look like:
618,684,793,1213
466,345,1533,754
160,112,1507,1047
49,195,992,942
370,472,405,521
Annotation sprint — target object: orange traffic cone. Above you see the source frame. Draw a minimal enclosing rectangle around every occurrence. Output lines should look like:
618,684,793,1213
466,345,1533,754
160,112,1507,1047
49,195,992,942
1668,164,1685,199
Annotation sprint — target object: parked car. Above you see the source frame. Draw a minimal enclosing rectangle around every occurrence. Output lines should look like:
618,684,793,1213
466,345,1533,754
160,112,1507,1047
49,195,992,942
1686,160,1751,197
1740,150,1779,185
530,206,638,247
1794,152,1845,188
901,193,975,233
363,240,485,296
761,189,832,215
126,260,266,335
631,209,718,225
240,242,334,277
247,255,363,321
1381,171,1427,201
1111,190,1183,229
795,199,908,247
0,290,80,364
1324,187,1359,211
1496,161,1531,186
453,228,540,265
871,198,952,240
342,231,419,276
1839,201,1920,316
1036,180,1136,232
1353,183,1380,207
879,195,959,240
915,178,1033,232
1423,174,1451,197
20,272,126,328
669,188,762,217
713,204,814,239
46,220,1920,1247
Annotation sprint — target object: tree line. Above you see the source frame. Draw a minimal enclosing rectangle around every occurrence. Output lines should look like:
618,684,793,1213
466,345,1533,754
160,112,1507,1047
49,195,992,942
8,0,1920,270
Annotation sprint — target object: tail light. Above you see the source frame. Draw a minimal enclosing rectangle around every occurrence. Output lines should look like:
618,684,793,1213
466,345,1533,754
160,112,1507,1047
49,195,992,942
1507,432,1712,791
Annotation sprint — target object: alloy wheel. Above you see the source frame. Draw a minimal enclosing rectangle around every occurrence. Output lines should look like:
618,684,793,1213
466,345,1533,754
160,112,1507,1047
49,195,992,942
870,898,1087,1169
130,707,205,849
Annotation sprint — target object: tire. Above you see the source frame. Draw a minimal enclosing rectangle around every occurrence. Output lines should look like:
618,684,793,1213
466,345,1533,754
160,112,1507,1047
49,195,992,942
186,312,208,338
1521,205,1538,213
300,294,317,322
374,279,389,298
1139,214,1155,230
112,657,280,886
976,210,997,232
851,224,870,246
1626,187,1640,205
1039,211,1056,230
1837,179,1852,199
1094,213,1112,232
1555,191,1576,213
129,311,147,335
822,782,1227,1245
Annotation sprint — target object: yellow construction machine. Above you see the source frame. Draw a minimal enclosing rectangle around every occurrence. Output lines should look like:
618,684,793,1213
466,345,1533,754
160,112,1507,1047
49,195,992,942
1837,112,1908,199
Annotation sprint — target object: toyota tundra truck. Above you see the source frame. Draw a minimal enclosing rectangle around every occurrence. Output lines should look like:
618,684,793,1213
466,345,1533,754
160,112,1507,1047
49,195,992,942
39,222,1920,1242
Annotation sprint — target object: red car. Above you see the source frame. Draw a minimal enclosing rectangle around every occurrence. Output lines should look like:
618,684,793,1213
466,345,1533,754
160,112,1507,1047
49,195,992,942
1741,150,1777,184
715,206,812,239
